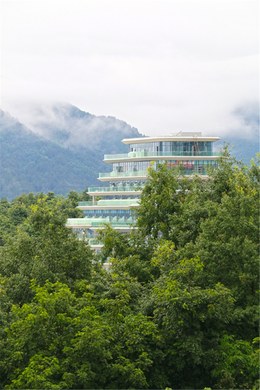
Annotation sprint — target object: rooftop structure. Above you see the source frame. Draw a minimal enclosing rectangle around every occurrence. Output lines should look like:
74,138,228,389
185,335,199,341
66,132,220,250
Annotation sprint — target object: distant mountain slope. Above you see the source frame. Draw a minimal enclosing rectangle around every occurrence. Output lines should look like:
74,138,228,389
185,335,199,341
22,103,141,152
0,111,96,198
222,102,259,164
0,104,258,199
217,136,259,165
0,108,142,199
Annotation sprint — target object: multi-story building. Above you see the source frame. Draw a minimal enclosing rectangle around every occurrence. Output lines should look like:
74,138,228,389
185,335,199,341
66,132,220,250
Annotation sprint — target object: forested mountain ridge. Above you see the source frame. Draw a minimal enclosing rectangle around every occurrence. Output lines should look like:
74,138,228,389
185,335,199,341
0,103,258,199
0,106,141,199
0,155,259,389
217,135,259,165
22,103,141,151
0,110,101,198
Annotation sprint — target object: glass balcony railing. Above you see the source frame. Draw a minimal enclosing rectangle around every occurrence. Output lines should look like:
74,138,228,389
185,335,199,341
99,170,147,179
98,199,139,206
98,167,213,179
78,201,96,206
66,217,136,228
91,221,133,227
78,199,139,207
104,151,220,160
66,218,96,226
87,186,143,193
104,153,127,159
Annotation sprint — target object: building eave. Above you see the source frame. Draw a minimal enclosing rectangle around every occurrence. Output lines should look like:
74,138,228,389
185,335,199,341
104,155,221,164
98,175,147,182
87,190,142,196
122,136,220,144
78,205,139,210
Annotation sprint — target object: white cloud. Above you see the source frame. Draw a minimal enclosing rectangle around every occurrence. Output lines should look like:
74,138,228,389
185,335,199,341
0,0,258,137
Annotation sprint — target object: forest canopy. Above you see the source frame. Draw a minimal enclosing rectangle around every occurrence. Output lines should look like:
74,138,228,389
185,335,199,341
0,153,259,389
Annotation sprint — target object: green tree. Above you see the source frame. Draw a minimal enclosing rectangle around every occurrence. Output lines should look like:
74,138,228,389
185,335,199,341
0,195,93,304
149,244,235,388
137,164,190,240
108,154,260,388
182,163,259,340
97,269,164,389
1,277,165,389
1,281,113,389
212,335,259,389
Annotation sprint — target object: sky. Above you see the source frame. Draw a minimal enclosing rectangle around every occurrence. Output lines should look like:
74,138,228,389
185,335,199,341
0,0,259,137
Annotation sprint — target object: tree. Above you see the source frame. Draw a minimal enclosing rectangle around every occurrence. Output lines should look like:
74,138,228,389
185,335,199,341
0,281,113,389
104,154,259,388
183,163,259,340
0,154,258,389
97,269,164,389
212,335,259,389
149,243,236,388
0,195,93,304
137,164,190,240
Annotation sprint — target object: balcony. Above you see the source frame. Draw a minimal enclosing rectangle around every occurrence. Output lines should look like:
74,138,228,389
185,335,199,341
78,199,139,208
98,199,139,206
104,150,220,162
98,166,213,181
98,170,147,181
91,220,133,227
78,201,96,206
66,217,136,228
87,185,143,193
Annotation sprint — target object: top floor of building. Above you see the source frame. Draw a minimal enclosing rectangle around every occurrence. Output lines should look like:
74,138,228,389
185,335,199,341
104,132,220,163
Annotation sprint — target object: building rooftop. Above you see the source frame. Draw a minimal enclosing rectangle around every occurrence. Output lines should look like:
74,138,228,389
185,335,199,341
122,132,220,144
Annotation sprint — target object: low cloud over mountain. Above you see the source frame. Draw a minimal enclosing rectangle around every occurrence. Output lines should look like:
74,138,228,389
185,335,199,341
0,105,141,199
231,101,259,139
14,103,141,152
0,103,258,199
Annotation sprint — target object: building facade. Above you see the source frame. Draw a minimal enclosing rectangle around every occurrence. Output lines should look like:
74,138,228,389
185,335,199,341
66,132,220,250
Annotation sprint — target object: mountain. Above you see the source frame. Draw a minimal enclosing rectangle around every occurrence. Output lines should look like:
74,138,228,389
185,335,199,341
20,103,141,153
217,136,259,165
216,102,259,164
0,103,258,200
0,107,141,199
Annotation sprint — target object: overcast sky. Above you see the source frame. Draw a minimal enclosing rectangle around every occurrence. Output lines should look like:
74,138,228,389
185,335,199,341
0,0,259,136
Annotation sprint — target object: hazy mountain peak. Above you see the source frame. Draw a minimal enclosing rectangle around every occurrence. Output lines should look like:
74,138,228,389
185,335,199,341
0,104,141,199
15,103,141,150
0,109,33,136
0,108,19,127
232,102,259,139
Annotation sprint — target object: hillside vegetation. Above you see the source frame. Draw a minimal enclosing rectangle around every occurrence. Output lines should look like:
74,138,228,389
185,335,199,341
0,106,141,199
0,153,259,389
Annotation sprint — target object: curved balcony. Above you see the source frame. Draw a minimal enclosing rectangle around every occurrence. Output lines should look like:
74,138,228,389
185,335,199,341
78,199,139,209
104,150,221,163
98,166,212,181
87,185,143,195
98,170,147,182
66,217,136,229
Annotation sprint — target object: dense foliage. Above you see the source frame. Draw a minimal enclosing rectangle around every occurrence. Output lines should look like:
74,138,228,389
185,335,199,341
0,154,259,389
